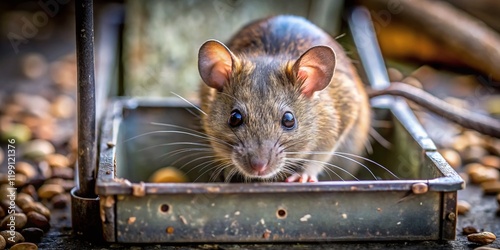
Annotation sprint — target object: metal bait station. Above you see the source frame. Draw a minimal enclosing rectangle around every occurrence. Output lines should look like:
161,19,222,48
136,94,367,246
70,0,464,243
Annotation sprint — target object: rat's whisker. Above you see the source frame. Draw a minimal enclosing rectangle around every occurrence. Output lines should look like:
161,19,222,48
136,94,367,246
285,151,398,179
225,168,240,183
150,123,232,147
180,155,221,171
190,158,231,182
138,141,211,152
335,33,346,40
369,127,392,150
334,152,399,179
170,92,207,116
286,157,358,180
210,162,232,182
154,148,213,162
170,151,214,166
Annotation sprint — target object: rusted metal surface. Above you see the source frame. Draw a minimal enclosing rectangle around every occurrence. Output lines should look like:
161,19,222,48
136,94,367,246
94,98,463,242
70,187,102,241
116,191,441,243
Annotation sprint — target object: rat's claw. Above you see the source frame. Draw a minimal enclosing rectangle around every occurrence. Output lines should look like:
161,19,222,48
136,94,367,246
286,173,318,183
285,173,301,182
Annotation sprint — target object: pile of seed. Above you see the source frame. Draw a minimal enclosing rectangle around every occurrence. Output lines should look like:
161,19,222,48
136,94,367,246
0,53,77,250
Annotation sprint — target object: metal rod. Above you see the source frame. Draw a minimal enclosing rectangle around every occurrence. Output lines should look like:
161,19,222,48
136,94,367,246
348,7,391,90
75,0,96,197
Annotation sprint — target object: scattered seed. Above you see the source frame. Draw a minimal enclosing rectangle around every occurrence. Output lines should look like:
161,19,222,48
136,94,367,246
149,167,188,183
15,162,38,180
13,174,28,187
50,95,75,119
37,184,64,200
26,211,50,232
467,232,496,245
466,163,499,184
44,178,75,191
0,235,5,250
20,185,38,201
481,155,500,170
452,135,470,153
0,123,32,144
0,213,27,231
402,76,423,89
51,193,69,209
439,149,462,169
22,140,55,160
481,181,500,195
45,154,70,168
37,162,52,180
462,225,478,235
22,202,50,220
10,242,38,250
0,148,4,165
16,193,34,210
457,200,471,215
50,60,76,90
462,146,488,164
0,230,25,246
387,68,404,82
20,53,48,80
0,185,13,200
485,138,500,156
51,167,74,179
13,94,50,118
473,247,500,250
0,200,22,214
21,227,44,243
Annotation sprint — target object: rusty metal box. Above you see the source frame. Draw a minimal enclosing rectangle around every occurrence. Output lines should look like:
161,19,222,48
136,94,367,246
94,96,464,243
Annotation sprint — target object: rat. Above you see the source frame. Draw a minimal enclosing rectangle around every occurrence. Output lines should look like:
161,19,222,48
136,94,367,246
197,15,370,183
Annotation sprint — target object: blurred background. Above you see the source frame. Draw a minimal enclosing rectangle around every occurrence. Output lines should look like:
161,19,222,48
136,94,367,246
0,0,499,248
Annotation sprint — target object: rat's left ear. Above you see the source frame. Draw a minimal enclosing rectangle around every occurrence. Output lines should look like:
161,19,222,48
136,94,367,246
292,46,336,97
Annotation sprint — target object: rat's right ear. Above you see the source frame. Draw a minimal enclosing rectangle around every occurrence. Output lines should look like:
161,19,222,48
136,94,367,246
198,40,236,91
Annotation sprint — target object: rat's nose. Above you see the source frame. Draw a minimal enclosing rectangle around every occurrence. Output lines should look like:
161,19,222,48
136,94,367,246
250,158,268,172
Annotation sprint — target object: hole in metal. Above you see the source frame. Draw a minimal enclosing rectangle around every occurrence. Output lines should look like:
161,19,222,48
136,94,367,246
160,204,170,213
277,208,287,219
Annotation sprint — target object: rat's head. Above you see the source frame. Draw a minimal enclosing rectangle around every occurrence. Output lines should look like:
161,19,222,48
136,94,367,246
198,40,337,180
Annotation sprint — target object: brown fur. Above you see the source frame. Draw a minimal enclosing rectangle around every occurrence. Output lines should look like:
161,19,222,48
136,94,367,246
199,15,370,181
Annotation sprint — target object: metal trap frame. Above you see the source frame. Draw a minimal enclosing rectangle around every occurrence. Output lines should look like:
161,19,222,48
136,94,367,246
70,0,464,243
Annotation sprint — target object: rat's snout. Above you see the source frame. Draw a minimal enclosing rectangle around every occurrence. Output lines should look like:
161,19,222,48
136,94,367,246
239,139,279,177
249,157,268,172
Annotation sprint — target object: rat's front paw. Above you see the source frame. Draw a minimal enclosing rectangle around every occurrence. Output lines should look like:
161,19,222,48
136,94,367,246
286,173,318,183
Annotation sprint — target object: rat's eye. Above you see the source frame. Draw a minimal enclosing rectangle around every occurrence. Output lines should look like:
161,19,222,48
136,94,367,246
281,111,296,129
228,109,244,127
